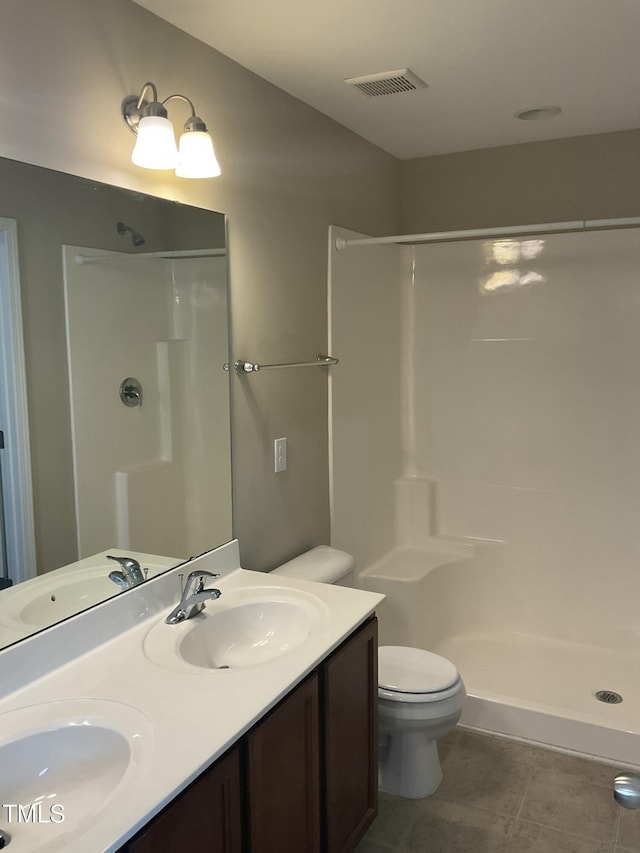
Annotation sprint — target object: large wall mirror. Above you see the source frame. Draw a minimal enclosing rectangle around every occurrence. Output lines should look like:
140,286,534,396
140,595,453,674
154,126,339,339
0,157,232,651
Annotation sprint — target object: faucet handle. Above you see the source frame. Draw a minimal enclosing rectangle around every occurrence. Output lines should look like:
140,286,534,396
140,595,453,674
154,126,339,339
107,555,144,586
180,569,221,597
186,569,220,580
185,569,220,589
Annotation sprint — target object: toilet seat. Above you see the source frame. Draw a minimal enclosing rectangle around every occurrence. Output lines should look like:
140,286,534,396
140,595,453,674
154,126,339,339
378,646,462,704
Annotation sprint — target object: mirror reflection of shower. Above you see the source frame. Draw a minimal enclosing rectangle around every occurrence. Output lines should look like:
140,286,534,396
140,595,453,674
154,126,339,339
63,245,231,561
116,221,145,248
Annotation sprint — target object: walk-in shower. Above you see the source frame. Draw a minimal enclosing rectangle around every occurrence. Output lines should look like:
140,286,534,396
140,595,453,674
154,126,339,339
330,218,640,767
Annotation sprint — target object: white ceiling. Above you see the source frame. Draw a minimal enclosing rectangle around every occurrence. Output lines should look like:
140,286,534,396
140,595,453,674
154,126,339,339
133,0,640,160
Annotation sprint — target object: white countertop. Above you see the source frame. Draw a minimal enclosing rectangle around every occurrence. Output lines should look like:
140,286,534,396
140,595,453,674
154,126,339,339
0,541,384,852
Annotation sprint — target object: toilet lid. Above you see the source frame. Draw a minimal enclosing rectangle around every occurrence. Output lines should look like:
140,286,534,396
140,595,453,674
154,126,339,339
378,646,459,694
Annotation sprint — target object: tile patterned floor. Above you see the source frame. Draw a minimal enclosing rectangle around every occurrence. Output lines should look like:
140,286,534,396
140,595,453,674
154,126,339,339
356,728,640,853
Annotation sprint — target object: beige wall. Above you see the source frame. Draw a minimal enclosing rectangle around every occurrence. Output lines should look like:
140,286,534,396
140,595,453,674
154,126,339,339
0,0,399,571
401,128,640,233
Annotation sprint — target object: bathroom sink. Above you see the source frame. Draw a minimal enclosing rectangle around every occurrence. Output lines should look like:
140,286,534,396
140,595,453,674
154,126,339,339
0,698,154,851
0,555,174,634
18,570,122,626
145,586,329,672
0,567,121,635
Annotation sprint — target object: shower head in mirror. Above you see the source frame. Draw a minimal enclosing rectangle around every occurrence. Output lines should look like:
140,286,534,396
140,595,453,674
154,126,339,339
116,221,145,248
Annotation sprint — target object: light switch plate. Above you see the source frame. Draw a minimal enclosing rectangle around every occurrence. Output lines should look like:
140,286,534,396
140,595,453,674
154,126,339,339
274,437,287,473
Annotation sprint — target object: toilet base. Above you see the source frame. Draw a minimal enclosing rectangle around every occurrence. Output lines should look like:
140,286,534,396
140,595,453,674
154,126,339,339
379,731,442,799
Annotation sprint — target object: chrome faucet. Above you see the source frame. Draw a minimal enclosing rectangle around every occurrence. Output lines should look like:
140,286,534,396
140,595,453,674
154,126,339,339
107,555,146,589
165,570,221,624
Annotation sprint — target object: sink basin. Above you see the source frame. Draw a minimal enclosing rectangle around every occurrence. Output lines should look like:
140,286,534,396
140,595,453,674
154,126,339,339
180,599,314,669
0,698,154,851
18,570,122,626
0,553,176,636
0,567,122,637
144,586,329,672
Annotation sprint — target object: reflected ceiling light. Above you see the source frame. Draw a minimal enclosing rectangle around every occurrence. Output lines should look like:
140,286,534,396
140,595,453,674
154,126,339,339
122,82,221,178
480,269,545,294
484,239,545,265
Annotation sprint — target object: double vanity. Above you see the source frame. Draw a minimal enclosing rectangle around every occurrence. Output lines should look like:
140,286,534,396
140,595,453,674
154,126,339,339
0,540,383,852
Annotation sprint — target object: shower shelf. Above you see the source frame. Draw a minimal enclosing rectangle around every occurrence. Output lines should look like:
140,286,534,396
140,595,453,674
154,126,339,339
225,355,339,375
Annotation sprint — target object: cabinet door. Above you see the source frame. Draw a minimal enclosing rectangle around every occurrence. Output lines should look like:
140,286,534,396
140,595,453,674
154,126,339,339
245,672,321,853
125,746,242,853
321,616,378,853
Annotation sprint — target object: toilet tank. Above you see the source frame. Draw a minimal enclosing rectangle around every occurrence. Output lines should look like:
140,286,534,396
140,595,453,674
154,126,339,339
271,546,355,586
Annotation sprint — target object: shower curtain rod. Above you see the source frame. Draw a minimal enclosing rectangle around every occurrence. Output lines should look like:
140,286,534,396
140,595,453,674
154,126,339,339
73,248,225,265
334,216,640,251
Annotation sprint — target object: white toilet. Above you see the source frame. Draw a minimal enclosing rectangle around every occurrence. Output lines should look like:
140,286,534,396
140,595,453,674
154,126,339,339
272,546,466,799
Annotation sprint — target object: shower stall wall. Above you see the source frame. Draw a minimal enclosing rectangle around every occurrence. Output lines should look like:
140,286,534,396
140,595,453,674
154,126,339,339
329,223,640,767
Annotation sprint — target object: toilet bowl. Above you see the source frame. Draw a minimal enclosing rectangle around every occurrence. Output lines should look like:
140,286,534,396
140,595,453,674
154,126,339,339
271,546,465,799
378,645,465,798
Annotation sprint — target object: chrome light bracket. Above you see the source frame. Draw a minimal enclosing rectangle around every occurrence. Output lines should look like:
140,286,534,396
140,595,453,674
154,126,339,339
121,82,169,134
121,95,148,134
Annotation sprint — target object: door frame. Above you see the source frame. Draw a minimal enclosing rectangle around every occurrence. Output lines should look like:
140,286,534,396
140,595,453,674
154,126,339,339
0,217,36,582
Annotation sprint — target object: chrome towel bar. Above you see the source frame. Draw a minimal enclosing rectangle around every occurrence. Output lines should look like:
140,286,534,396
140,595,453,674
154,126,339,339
226,355,338,375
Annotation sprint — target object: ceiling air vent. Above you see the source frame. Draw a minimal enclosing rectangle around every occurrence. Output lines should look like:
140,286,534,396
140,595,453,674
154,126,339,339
345,69,427,98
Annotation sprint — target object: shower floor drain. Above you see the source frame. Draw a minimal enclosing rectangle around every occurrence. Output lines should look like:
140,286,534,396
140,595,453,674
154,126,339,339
595,690,623,704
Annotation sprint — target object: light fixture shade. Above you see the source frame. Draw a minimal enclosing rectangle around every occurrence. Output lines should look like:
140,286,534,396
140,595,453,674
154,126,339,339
176,131,221,178
131,115,179,170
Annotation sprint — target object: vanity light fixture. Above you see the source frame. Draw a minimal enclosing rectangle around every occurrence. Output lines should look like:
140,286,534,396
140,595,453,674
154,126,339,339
122,82,221,178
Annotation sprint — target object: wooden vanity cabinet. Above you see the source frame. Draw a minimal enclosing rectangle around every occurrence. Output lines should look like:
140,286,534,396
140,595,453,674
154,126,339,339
125,746,243,853
245,672,321,853
321,614,378,853
121,616,377,853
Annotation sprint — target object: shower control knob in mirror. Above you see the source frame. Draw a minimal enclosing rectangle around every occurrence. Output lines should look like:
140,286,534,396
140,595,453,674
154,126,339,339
119,377,143,408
